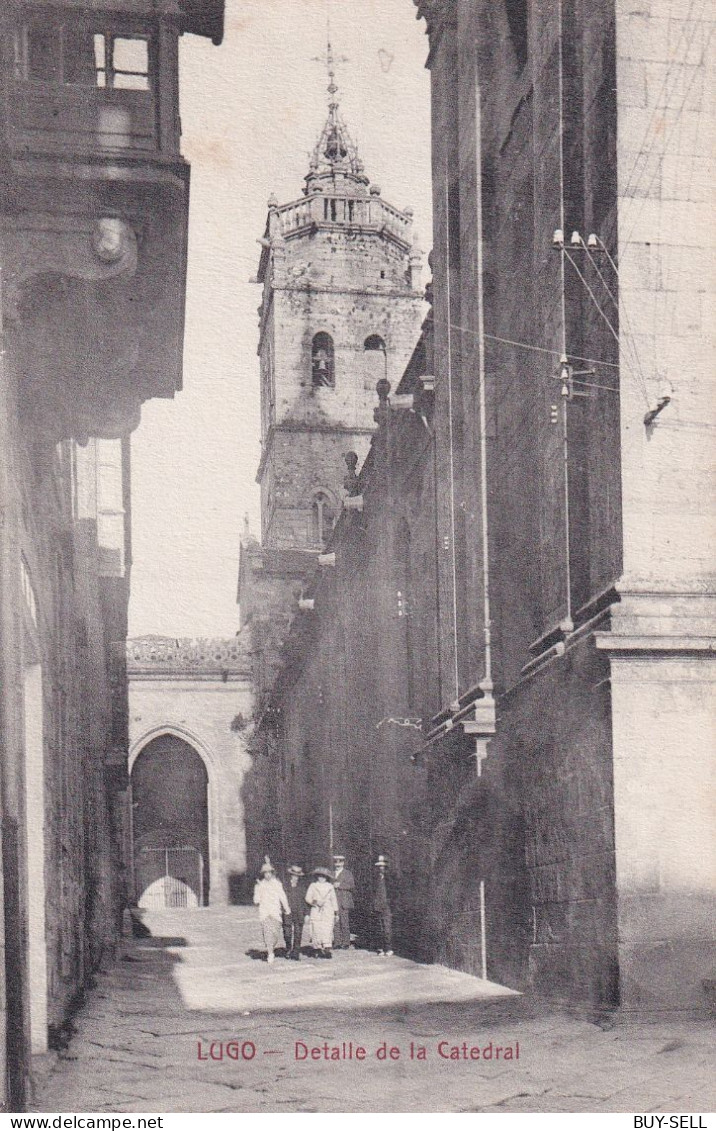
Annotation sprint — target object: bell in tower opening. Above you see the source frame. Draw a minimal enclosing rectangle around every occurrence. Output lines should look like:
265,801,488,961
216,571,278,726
325,125,347,163
311,332,335,388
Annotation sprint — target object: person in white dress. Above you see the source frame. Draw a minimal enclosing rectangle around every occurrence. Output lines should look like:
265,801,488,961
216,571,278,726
305,867,339,958
253,859,290,964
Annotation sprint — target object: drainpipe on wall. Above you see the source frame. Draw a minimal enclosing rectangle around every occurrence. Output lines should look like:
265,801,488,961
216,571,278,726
462,70,496,778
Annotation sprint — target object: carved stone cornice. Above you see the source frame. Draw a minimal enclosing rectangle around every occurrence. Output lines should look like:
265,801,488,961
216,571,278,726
127,636,252,679
595,588,716,656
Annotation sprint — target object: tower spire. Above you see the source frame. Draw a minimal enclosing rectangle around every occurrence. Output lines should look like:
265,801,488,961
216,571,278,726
306,29,366,193
324,27,343,162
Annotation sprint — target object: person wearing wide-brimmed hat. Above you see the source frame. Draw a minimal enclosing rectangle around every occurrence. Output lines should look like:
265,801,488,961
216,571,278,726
282,865,307,960
332,854,355,950
253,857,290,964
372,855,394,956
305,866,339,958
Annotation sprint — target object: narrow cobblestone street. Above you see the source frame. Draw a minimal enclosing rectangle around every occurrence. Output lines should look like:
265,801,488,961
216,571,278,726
30,908,714,1114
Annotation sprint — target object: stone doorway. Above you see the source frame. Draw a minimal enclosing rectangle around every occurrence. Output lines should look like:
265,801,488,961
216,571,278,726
130,735,209,906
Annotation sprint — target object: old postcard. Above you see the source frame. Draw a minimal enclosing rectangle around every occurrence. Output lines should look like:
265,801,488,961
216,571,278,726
0,0,713,1117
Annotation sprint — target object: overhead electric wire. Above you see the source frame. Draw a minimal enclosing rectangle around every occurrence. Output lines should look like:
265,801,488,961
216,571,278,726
564,250,620,345
618,0,704,207
581,246,618,310
621,29,714,254
579,243,651,402
581,242,652,405
483,331,619,369
620,4,713,254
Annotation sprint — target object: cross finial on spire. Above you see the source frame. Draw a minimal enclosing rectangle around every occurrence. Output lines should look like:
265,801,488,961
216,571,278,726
313,20,348,111
306,24,365,191
327,18,336,100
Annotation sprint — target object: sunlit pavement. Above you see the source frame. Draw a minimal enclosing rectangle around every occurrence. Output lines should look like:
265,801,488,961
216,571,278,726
30,906,714,1113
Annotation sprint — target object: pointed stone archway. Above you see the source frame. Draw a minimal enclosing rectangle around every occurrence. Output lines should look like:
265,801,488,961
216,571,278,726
126,636,255,905
129,724,220,906
130,733,210,906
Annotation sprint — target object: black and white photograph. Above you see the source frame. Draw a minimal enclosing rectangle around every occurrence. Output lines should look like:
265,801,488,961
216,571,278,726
0,0,713,1118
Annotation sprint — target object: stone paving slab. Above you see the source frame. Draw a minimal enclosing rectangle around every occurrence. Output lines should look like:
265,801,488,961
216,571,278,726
30,906,716,1114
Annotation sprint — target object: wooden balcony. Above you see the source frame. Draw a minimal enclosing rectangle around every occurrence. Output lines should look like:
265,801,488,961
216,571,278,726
1,13,182,170
0,2,224,441
10,81,158,155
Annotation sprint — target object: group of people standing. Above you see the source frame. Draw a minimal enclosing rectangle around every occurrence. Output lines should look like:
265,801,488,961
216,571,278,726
252,852,393,964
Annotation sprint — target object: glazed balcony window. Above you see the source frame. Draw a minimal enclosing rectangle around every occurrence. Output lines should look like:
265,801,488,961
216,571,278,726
14,25,151,91
8,20,166,156
95,35,150,90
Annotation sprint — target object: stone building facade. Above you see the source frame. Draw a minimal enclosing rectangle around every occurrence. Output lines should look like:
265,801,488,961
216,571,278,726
244,0,714,1018
0,1,223,1107
127,637,254,907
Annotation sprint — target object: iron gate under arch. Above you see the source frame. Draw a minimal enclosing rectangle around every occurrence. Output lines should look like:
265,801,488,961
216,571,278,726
135,846,204,909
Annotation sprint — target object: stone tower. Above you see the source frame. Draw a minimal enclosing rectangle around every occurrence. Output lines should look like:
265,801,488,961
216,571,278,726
255,43,424,550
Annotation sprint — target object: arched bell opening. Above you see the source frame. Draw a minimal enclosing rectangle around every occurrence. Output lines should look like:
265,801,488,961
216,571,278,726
311,331,335,388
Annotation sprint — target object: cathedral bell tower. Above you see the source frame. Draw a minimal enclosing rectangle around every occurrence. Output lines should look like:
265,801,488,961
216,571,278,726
254,41,424,550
